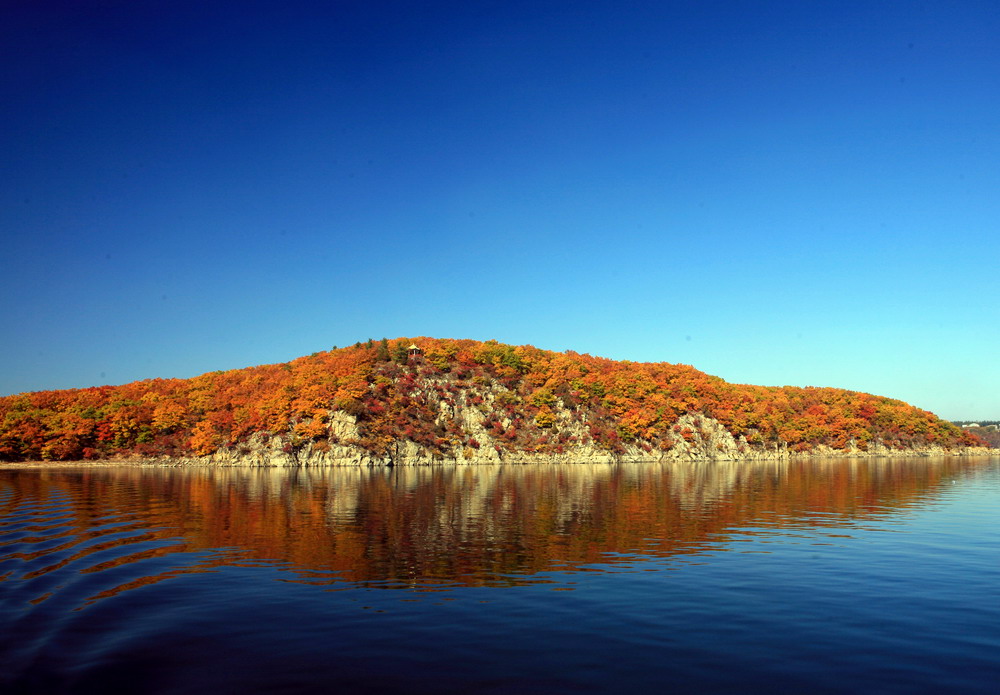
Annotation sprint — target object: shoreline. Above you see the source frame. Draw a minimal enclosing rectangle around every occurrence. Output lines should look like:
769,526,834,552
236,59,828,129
2,448,995,469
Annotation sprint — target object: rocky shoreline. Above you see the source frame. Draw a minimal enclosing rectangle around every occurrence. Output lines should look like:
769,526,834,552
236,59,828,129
3,410,993,468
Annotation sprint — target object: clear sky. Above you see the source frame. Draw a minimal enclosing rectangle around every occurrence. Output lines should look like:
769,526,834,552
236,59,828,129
2,1,998,420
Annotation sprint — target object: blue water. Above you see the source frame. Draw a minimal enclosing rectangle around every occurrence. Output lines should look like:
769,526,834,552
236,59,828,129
1,458,998,694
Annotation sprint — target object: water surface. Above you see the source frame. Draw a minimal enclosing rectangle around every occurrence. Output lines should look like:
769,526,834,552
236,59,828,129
2,457,998,693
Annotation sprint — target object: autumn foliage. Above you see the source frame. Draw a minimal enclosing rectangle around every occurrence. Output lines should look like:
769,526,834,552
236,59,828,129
0,338,984,462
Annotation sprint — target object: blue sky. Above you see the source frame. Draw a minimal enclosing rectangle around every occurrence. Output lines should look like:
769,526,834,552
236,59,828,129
2,1,998,420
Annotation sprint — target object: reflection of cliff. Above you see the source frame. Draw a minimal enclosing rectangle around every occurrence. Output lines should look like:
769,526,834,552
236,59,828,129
2,459,986,594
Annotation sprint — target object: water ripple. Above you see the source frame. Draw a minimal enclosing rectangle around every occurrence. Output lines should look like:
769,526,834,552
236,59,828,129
2,459,998,694
0,489,196,616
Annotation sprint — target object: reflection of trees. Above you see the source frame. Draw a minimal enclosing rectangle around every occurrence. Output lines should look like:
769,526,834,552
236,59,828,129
1,459,985,597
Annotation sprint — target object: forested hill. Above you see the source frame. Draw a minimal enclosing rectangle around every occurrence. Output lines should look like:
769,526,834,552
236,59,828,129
0,337,985,463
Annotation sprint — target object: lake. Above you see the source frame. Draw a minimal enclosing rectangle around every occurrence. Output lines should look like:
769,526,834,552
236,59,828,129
2,457,999,694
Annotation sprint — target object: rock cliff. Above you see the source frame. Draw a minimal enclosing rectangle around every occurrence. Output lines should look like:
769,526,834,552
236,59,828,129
164,404,991,467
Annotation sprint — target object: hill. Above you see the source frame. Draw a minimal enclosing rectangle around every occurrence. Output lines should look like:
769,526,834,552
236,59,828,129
0,337,986,464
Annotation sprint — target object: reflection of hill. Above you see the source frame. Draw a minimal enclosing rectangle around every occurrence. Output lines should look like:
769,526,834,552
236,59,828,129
2,459,986,595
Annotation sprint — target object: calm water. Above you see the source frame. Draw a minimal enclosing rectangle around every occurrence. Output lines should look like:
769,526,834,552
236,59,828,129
2,457,998,694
